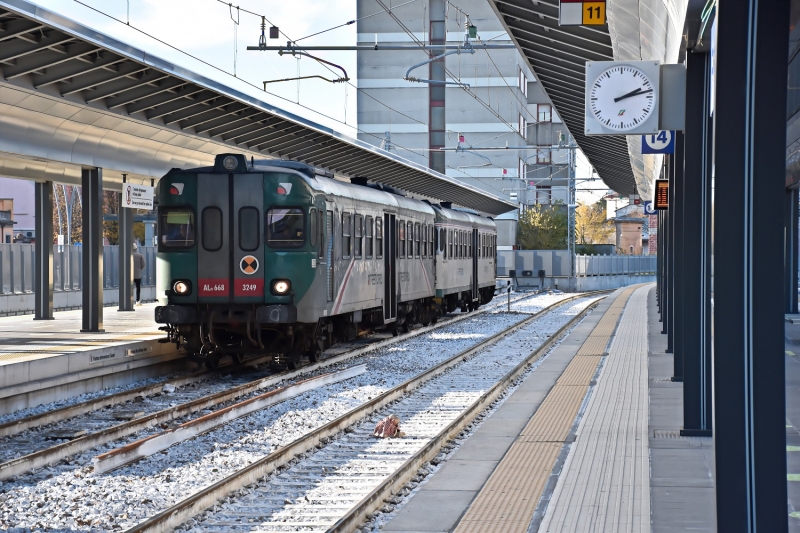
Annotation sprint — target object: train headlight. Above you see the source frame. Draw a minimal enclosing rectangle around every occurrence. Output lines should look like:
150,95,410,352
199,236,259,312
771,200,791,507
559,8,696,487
173,280,190,295
272,280,291,295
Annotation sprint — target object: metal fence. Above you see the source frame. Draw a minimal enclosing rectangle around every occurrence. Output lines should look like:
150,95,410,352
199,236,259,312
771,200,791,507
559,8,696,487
574,254,657,277
0,244,156,294
497,250,657,278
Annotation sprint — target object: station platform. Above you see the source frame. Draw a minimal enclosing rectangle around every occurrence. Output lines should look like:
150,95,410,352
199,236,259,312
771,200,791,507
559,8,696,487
382,283,720,533
0,303,183,414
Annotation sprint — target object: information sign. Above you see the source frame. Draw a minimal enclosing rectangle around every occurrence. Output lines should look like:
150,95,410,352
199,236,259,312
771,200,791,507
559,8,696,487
654,180,669,209
559,0,606,26
643,201,657,215
123,184,154,210
641,131,675,154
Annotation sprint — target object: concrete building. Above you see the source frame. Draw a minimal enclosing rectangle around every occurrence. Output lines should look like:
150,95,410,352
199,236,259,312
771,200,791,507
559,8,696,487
356,0,549,206
0,177,34,242
610,204,647,255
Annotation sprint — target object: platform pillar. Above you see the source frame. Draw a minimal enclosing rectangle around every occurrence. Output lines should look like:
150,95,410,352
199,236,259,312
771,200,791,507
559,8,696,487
671,132,684,380
118,178,134,312
665,157,673,351
712,0,789,530
428,0,446,173
786,187,799,314
81,167,104,332
680,50,712,435
34,181,54,320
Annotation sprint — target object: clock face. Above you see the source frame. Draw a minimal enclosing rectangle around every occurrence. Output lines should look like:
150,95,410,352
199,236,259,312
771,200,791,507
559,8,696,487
589,65,656,132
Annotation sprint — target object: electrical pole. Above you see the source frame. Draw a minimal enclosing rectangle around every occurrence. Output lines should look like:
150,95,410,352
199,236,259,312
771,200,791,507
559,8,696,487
568,136,576,279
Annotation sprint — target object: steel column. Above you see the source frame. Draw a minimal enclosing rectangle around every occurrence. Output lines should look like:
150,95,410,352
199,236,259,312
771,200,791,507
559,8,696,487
81,167,104,332
428,0,445,173
33,181,53,320
118,180,134,311
712,0,789,530
681,51,712,435
671,132,685,380
785,187,799,314
665,157,673,350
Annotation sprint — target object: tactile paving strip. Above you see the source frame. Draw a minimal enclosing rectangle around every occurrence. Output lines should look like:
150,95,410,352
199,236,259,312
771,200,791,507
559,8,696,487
453,286,637,533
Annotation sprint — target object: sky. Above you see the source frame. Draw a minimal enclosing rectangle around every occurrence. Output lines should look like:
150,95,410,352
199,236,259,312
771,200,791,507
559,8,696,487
41,0,609,205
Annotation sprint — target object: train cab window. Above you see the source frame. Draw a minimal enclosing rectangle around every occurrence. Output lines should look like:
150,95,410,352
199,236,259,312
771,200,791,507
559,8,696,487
354,214,363,258
238,207,260,251
266,207,305,249
376,218,383,259
201,207,223,251
399,220,405,258
342,212,352,258
365,216,374,258
161,208,195,248
415,223,421,257
309,209,317,248
317,209,325,261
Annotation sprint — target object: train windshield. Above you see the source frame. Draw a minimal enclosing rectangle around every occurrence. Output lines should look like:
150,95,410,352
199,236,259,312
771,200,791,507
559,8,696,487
160,209,195,248
266,207,305,248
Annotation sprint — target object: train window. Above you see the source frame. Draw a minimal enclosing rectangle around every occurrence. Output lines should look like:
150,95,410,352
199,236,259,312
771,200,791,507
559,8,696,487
238,207,259,251
408,222,414,257
354,214,363,258
342,212,352,258
399,220,405,258
376,218,383,259
317,209,325,261
266,207,305,249
365,216,374,258
201,207,223,251
448,229,453,258
161,208,196,248
430,226,435,257
309,209,317,248
415,223,421,258
421,224,427,258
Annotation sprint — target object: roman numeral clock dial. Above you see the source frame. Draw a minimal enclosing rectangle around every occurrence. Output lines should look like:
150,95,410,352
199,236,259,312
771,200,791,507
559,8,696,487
584,61,660,135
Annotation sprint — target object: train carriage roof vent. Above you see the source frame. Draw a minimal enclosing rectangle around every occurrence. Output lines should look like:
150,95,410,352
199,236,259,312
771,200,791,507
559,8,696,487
440,201,453,209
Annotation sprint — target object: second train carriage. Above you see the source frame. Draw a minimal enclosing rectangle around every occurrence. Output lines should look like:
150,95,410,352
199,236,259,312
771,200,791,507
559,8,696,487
155,153,497,367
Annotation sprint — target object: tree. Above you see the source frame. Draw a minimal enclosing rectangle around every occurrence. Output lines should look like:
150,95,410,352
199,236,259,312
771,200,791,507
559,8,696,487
517,204,568,249
574,201,614,245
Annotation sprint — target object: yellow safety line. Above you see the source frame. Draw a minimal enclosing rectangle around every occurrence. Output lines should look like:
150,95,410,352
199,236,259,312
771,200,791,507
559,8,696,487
453,286,637,533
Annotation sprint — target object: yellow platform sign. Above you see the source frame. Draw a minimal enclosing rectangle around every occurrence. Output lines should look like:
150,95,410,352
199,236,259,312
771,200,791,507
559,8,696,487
559,0,606,26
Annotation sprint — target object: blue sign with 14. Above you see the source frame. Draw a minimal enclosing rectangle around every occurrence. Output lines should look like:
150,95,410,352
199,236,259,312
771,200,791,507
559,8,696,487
641,131,675,154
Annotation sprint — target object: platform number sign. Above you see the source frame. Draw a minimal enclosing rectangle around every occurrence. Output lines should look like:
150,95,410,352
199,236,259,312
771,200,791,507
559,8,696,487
642,131,675,154
559,0,606,26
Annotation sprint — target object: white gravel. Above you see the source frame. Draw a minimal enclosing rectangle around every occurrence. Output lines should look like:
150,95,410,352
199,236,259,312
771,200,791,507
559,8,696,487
0,292,580,532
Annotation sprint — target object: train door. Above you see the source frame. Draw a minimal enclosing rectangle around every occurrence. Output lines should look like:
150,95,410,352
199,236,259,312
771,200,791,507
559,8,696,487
384,213,397,322
232,174,263,302
197,174,231,302
326,209,334,302
471,228,479,301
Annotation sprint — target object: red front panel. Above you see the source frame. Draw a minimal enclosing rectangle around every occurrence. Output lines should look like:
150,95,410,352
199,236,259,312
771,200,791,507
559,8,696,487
198,278,229,297
234,278,264,297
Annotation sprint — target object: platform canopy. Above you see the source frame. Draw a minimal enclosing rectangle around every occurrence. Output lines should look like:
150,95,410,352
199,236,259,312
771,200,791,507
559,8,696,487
487,0,637,195
0,0,516,216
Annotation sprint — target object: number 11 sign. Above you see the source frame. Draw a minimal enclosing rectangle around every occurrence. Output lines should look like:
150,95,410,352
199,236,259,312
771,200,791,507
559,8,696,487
559,0,606,26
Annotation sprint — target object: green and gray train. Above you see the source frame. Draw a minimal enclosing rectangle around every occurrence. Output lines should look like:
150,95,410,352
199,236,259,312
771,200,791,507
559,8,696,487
155,153,498,368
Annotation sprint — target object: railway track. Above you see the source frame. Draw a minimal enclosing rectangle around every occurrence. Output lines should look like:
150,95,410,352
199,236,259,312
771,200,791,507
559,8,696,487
123,293,605,533
0,291,560,484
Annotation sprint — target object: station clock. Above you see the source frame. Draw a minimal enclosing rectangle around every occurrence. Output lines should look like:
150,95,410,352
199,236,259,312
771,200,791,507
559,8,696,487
584,61,661,136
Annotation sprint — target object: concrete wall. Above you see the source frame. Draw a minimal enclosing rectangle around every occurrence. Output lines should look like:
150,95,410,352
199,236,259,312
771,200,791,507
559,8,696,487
0,286,157,316
574,274,656,291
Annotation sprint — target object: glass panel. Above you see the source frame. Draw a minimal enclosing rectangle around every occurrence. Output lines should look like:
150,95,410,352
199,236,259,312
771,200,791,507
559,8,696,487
238,207,259,251
160,209,195,248
366,216,373,258
309,209,317,247
266,207,305,249
399,220,405,258
415,223,421,257
354,214,363,258
342,212,351,258
376,217,383,259
201,207,222,251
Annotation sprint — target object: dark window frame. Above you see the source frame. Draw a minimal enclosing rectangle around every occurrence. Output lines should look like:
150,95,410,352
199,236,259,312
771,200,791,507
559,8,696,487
354,214,363,258
309,208,317,247
265,206,306,249
365,216,374,258
238,206,260,252
376,217,383,259
201,206,223,252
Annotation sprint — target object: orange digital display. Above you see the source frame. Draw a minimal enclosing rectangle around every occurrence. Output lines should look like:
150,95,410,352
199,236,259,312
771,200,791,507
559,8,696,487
654,180,669,209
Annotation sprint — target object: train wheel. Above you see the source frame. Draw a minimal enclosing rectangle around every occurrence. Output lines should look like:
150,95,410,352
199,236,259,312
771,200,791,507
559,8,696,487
285,351,302,370
307,350,320,363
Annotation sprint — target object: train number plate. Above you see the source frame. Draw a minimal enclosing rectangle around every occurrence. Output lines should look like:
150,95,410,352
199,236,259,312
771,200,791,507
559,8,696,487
198,279,228,296
234,278,264,297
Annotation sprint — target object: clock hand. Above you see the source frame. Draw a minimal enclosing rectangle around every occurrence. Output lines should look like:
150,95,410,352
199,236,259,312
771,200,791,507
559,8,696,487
614,88,653,103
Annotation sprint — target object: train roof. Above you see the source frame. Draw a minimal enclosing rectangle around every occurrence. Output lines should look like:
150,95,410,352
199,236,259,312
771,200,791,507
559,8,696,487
433,205,497,231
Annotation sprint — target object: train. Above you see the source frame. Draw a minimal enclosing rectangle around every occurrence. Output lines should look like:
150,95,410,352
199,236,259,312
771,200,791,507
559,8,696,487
154,153,498,368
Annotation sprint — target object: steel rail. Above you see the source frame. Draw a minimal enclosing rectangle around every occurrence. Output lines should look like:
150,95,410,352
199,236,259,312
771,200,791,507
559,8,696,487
125,291,608,533
0,291,541,480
